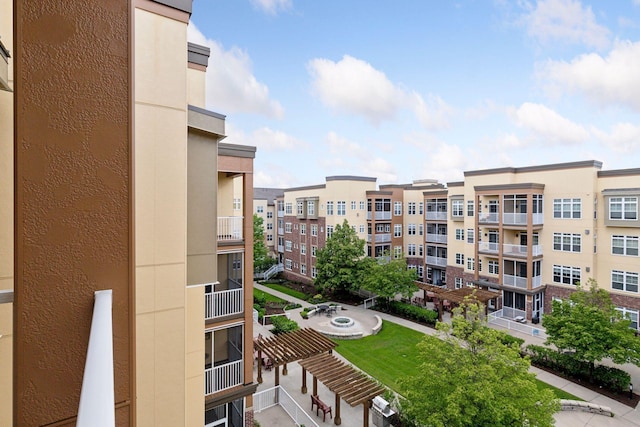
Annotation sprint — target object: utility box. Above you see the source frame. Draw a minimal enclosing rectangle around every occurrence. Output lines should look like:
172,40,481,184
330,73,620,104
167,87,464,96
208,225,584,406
372,396,395,427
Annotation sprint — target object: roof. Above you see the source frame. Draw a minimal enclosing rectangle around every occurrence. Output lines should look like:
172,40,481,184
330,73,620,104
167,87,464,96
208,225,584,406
253,328,336,366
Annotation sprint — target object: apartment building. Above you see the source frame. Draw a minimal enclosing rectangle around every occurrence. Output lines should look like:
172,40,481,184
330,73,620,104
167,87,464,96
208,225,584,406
260,161,640,328
1,2,256,426
254,188,285,257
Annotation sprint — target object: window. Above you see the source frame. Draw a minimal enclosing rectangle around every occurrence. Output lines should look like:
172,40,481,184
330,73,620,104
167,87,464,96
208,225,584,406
455,277,463,289
301,264,306,275
359,225,365,233
351,201,357,210
285,259,292,270
300,224,306,235
394,246,402,259
297,201,304,215
312,266,317,279
266,234,273,241
553,233,581,252
300,244,306,255
294,223,298,230
418,224,423,236
455,229,464,241
285,202,293,215
234,198,242,211
612,235,639,256
337,201,346,216
467,229,474,244
352,225,357,232
478,259,482,272
616,307,639,330
327,225,334,238
418,245,423,256
408,202,416,215
455,253,464,265
267,211,273,219
360,201,365,210
308,201,315,216
467,200,474,217
285,240,292,252
452,200,464,217
553,265,581,286
394,201,402,216
408,244,416,256
256,205,263,213
311,246,317,257
394,224,402,237
419,202,423,215
408,224,416,235
266,223,273,230
277,200,284,213
488,260,499,275
553,198,581,219
417,265,424,279
467,257,475,271
285,223,292,233
311,224,318,236
326,201,334,215
610,197,638,220
612,270,639,293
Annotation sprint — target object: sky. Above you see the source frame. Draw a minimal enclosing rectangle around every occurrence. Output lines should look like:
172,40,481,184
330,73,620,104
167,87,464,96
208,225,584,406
188,0,640,188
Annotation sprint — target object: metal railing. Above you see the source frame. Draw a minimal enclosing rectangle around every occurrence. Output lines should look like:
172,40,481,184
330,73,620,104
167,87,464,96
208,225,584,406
366,233,391,243
254,386,319,427
478,242,499,253
425,256,447,267
205,288,243,319
488,309,547,339
503,274,542,290
218,216,243,241
255,263,283,281
205,359,243,395
425,212,447,221
478,212,499,223
426,233,447,244
374,211,392,220
503,244,543,257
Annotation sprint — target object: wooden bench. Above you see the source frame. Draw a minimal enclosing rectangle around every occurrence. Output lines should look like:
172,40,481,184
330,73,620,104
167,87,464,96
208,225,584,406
311,394,332,422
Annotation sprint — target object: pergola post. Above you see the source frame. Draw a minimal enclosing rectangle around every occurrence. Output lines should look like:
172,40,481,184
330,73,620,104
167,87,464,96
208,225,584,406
275,365,280,386
283,362,288,375
256,350,263,384
437,299,444,322
363,402,369,427
334,393,342,425
313,376,318,396
301,367,307,394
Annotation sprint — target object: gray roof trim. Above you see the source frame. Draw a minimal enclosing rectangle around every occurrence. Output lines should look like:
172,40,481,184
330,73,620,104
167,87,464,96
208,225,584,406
254,188,285,201
285,184,326,192
464,160,602,177
598,168,640,178
218,142,256,159
326,175,377,182
602,188,640,195
151,0,192,14
366,190,393,196
188,104,226,120
449,194,464,199
188,105,225,139
447,181,464,187
187,42,210,67
423,189,448,196
474,183,545,192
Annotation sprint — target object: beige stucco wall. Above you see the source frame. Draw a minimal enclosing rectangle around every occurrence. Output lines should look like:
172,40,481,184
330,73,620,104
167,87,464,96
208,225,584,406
187,67,207,108
185,285,205,427
217,173,237,218
135,8,188,427
0,0,13,424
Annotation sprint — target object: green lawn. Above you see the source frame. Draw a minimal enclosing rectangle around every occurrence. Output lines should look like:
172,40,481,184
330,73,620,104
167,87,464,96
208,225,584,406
333,320,581,401
253,288,288,304
261,282,308,301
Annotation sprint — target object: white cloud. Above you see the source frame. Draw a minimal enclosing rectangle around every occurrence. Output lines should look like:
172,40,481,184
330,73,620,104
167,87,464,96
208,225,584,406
307,55,451,129
250,0,292,15
523,0,610,49
539,40,640,111
592,122,640,153
187,23,284,119
223,122,306,152
509,102,590,144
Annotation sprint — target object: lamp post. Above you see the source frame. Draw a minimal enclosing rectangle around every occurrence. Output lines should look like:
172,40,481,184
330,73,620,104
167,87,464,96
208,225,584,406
629,383,633,400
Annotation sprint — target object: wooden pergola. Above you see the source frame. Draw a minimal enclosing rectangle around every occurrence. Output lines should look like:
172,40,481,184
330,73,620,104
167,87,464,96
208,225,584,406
416,283,499,321
299,352,386,427
253,328,336,384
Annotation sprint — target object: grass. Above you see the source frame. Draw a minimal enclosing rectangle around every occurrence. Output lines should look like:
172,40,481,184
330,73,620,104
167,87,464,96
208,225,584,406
261,282,308,301
333,320,582,401
253,288,287,304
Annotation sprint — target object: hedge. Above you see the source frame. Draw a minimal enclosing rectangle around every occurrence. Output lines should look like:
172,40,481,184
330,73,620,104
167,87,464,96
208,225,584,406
380,300,439,326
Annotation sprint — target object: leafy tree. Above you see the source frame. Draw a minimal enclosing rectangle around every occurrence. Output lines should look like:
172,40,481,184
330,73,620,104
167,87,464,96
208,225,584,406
360,254,418,309
314,219,367,295
543,278,640,379
400,299,559,427
253,214,274,272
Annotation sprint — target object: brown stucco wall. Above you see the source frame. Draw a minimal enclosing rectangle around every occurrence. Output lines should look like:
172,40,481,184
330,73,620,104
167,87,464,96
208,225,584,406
14,1,134,425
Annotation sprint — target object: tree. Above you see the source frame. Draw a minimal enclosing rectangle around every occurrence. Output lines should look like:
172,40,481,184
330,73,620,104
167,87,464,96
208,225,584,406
360,254,418,309
399,300,559,427
314,219,367,295
253,214,274,272
543,278,640,378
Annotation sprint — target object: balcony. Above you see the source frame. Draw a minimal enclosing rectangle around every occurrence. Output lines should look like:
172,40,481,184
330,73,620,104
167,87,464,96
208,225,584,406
372,211,392,221
205,359,243,395
426,212,447,221
503,244,543,257
367,233,391,243
503,213,544,226
218,216,243,241
503,274,542,290
478,241,499,254
478,212,499,224
205,287,244,319
425,256,447,267
278,210,284,218
425,233,447,244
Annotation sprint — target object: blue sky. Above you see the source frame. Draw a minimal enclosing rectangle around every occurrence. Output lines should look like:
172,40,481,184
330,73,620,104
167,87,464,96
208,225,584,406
188,0,640,188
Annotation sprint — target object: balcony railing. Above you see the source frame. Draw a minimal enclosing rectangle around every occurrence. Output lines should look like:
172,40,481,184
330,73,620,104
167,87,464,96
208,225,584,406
425,212,447,221
425,233,447,244
503,244,543,257
205,359,243,395
478,212,499,223
277,211,284,218
218,216,243,241
478,242,499,253
367,233,392,243
374,211,392,221
502,213,544,225
205,288,243,319
503,274,542,289
425,256,447,267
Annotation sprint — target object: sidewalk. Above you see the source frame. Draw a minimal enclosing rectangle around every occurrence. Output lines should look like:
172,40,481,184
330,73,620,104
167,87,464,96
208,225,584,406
252,283,640,426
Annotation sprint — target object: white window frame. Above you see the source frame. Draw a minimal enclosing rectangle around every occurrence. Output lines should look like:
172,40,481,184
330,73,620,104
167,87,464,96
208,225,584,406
612,235,639,256
553,232,581,253
488,260,499,275
467,228,474,244
609,197,638,220
553,198,581,219
408,224,416,235
285,240,292,252
311,224,318,236
612,270,639,293
616,307,639,330
455,228,464,241
408,244,416,256
337,201,346,216
394,201,402,216
394,224,402,238
552,265,581,286
326,201,334,216
455,253,464,265
285,202,293,215
467,257,475,271
285,223,292,233
452,199,464,217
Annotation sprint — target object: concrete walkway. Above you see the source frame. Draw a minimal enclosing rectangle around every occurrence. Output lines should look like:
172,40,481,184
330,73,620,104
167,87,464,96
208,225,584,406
252,283,640,427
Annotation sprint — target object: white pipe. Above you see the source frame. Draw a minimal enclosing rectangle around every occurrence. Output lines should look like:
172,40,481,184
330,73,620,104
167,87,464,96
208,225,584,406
77,290,115,427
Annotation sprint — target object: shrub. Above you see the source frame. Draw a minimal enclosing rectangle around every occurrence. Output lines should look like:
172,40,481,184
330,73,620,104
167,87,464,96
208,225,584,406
495,331,525,350
271,316,299,335
383,301,438,326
